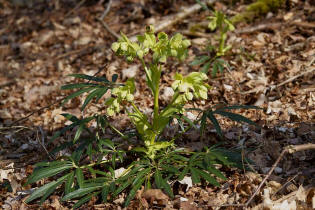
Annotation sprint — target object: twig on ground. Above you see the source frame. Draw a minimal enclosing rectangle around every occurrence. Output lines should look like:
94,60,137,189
9,64,107,127
129,0,216,42
271,66,315,91
245,143,315,207
235,22,282,34
271,173,300,199
181,30,212,38
98,18,121,39
37,126,54,160
8,97,66,126
235,21,315,34
0,80,16,88
99,0,112,20
55,43,107,61
65,0,86,17
97,0,120,39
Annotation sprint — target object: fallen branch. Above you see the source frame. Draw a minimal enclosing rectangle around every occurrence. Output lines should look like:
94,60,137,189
65,0,86,17
97,0,120,39
37,126,54,160
235,21,315,34
8,97,66,126
9,64,107,126
235,22,282,34
271,67,315,91
181,30,212,38
271,57,315,91
245,143,315,207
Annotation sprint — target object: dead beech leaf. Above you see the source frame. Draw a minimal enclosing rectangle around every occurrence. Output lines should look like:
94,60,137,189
38,30,54,45
0,163,14,182
283,12,294,21
161,87,174,102
179,176,193,192
267,100,282,114
142,189,169,204
122,65,139,80
180,200,198,210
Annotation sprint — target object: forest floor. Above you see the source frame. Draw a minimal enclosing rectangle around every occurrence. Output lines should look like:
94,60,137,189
0,0,314,209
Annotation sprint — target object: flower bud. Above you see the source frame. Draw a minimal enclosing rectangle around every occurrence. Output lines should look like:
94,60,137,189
126,93,134,101
127,56,133,62
182,39,191,48
136,50,144,58
111,42,120,52
107,107,115,116
171,49,177,57
185,92,193,100
146,25,155,33
121,42,128,51
199,90,207,99
178,83,189,92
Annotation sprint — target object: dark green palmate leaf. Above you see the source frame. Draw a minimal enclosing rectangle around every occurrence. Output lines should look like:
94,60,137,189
26,172,72,204
81,88,109,110
124,176,146,207
65,171,75,194
62,87,96,106
190,55,209,66
68,74,110,83
101,185,110,203
49,114,94,144
196,168,220,186
154,170,174,198
76,168,84,188
190,167,201,184
62,185,103,201
61,83,99,90
61,74,117,110
201,61,212,73
215,105,262,111
200,105,260,137
214,110,257,126
113,178,134,197
206,111,222,137
73,192,100,209
211,58,225,77
26,161,73,185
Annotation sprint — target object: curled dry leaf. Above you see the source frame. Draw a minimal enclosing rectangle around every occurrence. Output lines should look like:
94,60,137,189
142,189,169,205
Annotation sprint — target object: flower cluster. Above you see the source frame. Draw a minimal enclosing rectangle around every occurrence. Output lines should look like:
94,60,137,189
105,78,135,116
111,25,191,63
172,72,210,104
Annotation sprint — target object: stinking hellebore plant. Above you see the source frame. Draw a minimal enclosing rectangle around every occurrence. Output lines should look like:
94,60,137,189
25,25,257,208
110,25,209,159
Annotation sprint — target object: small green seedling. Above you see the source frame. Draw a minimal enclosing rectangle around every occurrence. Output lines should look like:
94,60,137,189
191,10,234,77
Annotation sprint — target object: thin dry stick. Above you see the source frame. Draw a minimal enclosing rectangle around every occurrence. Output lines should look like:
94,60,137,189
37,126,54,160
272,67,315,90
235,22,282,34
9,64,108,126
65,0,86,17
235,21,315,34
98,18,120,39
97,0,120,39
100,0,112,20
9,97,66,126
271,173,300,199
129,0,216,42
245,143,315,207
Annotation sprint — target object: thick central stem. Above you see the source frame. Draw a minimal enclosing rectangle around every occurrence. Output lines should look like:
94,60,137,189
152,80,159,129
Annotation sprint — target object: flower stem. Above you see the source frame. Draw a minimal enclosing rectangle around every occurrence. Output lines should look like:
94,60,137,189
108,123,127,139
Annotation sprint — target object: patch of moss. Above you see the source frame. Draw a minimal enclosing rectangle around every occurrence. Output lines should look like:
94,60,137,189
231,0,286,23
